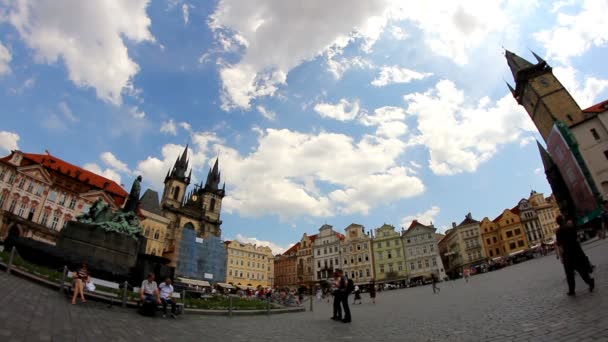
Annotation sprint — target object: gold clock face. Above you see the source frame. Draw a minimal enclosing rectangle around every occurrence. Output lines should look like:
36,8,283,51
192,195,198,201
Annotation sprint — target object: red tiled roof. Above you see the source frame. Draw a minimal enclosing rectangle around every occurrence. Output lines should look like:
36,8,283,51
582,99,608,114
1,152,128,204
309,234,318,242
336,233,345,240
283,242,300,255
491,213,503,223
408,219,419,230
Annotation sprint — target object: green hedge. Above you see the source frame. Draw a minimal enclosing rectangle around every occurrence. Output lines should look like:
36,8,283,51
183,296,269,310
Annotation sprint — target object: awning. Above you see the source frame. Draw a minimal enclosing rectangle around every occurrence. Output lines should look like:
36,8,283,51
509,250,525,257
177,277,211,287
236,285,249,290
216,283,235,289
530,244,541,249
491,257,503,262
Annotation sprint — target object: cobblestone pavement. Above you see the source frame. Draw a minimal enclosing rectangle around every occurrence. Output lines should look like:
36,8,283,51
1,239,608,342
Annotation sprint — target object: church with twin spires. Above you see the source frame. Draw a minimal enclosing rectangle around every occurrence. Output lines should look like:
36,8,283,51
138,145,227,282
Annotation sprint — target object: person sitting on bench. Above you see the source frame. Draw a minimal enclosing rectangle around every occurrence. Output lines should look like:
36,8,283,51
140,273,161,305
159,278,177,318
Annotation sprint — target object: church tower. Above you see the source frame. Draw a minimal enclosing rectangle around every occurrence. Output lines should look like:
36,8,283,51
161,145,191,209
200,158,225,237
505,50,585,142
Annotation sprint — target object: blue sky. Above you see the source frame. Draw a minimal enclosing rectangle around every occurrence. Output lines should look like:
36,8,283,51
1,0,607,253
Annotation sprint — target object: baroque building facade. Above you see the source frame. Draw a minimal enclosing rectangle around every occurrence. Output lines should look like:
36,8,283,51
402,221,446,282
439,213,486,277
296,233,316,287
313,224,344,282
373,224,407,282
0,150,127,245
225,241,274,288
274,243,299,288
340,223,374,285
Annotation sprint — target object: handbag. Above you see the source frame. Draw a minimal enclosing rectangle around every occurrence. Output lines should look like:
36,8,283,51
86,281,96,292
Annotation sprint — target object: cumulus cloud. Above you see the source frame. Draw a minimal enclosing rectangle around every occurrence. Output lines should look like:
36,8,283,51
137,128,422,220
535,0,608,63
553,65,608,109
100,152,130,173
6,0,154,105
234,234,292,255
371,66,432,87
404,80,536,175
327,56,373,79
360,106,408,138
401,206,440,230
161,119,178,135
209,0,391,110
83,163,122,185
314,98,361,121
0,131,20,153
390,26,408,40
182,3,190,25
59,102,78,123
0,41,12,75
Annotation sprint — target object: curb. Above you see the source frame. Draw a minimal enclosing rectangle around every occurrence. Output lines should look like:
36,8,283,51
184,306,306,316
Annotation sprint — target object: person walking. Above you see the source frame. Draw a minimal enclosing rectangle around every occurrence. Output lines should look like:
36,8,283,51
338,269,352,323
555,216,595,296
71,262,89,305
330,273,342,321
431,273,440,294
353,285,362,304
369,279,376,304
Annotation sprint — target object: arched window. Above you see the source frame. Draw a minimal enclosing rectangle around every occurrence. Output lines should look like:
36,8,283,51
173,187,180,200
210,198,216,211
145,227,150,237
154,230,160,240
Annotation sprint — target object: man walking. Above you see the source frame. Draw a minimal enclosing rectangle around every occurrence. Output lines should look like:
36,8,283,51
431,273,440,294
338,269,352,323
330,272,342,321
555,216,595,296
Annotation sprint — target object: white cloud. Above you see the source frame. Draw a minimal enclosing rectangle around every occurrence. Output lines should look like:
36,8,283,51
535,0,608,63
401,206,440,230
0,41,12,75
360,106,408,138
553,65,608,109
6,0,155,105
137,128,422,220
209,0,391,110
371,66,432,87
327,56,373,79
534,167,543,175
161,119,178,135
314,98,361,121
9,77,36,94
0,131,20,153
180,122,192,132
234,234,291,255
42,114,67,131
100,152,130,173
390,26,408,40
182,3,189,25
83,163,122,185
59,102,78,123
519,136,535,147
129,106,146,119
404,80,536,175
257,105,276,121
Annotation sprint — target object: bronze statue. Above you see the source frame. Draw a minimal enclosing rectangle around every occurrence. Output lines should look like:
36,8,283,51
76,198,142,239
123,175,142,213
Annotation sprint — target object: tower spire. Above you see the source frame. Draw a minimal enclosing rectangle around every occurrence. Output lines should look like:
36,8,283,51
505,50,534,81
530,50,546,64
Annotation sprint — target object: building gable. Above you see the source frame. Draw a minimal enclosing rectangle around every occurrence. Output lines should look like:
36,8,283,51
80,190,121,210
17,165,53,185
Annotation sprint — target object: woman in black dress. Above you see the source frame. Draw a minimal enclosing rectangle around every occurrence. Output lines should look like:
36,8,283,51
369,279,376,304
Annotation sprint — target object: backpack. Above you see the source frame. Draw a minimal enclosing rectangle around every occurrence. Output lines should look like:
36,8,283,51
346,278,355,294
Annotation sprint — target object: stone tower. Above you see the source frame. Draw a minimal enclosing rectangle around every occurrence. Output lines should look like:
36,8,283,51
505,50,584,142
161,145,191,209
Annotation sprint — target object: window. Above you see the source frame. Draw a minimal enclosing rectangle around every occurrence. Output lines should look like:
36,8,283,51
40,211,50,226
432,259,437,266
509,242,516,250
317,261,321,268
410,262,415,270
495,248,500,255
379,264,385,273
377,242,382,248
365,254,369,261
69,198,77,210
344,259,348,265
417,260,422,269
514,228,521,235
36,185,44,196
358,256,362,262
27,206,36,220
17,178,26,189
26,182,35,193
492,237,497,243
388,252,392,259
0,192,5,208
7,173,16,184
229,270,233,276
489,250,494,257
357,244,361,251
50,216,60,230
517,240,525,247
366,269,370,277
425,259,430,268
317,250,320,256
48,191,57,202
0,168,5,181
506,231,513,238
389,264,394,272
18,203,27,217
8,199,17,213
210,198,216,211
58,194,66,206
398,263,403,271
154,230,160,240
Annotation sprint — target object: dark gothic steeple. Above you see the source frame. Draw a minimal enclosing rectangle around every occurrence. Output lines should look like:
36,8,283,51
165,144,191,184
505,50,534,82
205,157,221,191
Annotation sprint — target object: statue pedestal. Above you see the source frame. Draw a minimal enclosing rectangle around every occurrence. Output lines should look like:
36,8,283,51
57,222,140,276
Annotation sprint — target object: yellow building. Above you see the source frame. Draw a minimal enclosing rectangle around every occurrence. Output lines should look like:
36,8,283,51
139,189,171,256
494,207,530,258
341,223,374,285
480,217,501,260
225,241,274,288
529,191,560,239
372,224,406,282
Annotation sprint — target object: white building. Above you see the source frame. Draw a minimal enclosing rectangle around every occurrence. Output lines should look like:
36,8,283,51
312,224,344,282
402,220,446,282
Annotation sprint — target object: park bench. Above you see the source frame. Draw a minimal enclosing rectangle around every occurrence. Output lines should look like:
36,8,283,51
64,272,120,307
133,287,184,315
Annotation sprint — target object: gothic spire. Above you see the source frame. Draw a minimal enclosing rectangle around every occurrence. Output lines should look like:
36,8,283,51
205,157,221,191
165,144,191,184
536,140,554,171
505,81,516,96
505,50,534,82
530,50,546,64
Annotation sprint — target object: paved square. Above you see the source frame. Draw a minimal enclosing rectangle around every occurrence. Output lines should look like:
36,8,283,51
1,239,607,342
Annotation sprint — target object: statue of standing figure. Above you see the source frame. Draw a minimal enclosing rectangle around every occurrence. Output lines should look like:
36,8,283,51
123,175,142,213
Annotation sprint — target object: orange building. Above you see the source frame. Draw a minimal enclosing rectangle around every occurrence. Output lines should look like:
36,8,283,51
274,243,299,288
481,207,530,260
0,150,127,245
296,233,317,288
